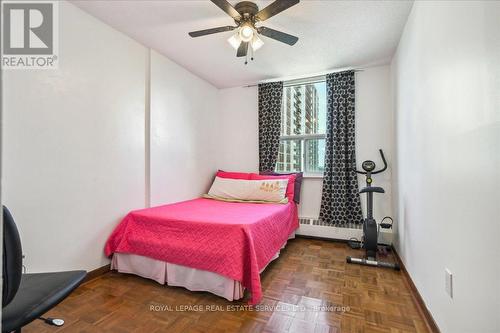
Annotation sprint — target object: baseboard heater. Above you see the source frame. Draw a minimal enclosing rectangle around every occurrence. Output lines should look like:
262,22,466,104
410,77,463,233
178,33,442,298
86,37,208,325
297,217,363,241
298,217,393,244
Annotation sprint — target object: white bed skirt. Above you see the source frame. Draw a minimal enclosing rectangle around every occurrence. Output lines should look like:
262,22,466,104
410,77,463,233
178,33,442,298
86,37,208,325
111,232,295,301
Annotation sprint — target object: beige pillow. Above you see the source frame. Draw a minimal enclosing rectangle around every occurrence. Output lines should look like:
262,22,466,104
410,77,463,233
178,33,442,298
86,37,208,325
207,177,289,203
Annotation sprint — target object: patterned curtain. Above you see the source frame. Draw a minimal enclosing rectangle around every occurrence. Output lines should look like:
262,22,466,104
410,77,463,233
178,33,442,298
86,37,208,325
319,71,363,228
258,82,283,172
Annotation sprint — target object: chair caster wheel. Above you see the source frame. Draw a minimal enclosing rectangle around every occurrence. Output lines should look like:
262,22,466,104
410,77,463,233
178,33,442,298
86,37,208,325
39,317,65,327
52,319,65,327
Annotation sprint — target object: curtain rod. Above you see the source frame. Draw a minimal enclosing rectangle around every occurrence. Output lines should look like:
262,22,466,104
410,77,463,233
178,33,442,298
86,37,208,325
242,67,365,88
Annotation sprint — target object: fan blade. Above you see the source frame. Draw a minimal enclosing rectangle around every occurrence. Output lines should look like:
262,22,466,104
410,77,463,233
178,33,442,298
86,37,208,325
211,0,241,20
237,42,249,57
189,26,236,37
256,0,300,21
258,27,298,45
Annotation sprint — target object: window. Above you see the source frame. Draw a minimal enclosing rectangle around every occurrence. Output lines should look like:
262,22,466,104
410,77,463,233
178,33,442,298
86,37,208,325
276,78,326,175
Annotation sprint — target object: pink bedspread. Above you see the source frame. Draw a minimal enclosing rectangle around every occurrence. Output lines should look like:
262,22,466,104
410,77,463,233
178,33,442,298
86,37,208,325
104,198,298,304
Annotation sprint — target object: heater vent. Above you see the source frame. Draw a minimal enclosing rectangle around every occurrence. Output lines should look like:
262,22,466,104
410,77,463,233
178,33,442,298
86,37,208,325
298,217,362,229
299,218,311,225
299,218,321,225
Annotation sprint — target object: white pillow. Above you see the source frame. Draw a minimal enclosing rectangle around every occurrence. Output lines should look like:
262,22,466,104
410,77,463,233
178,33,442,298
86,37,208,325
206,177,289,203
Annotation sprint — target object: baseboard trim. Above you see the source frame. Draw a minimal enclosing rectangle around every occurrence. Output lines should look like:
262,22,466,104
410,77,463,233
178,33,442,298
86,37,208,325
391,246,441,333
82,264,110,284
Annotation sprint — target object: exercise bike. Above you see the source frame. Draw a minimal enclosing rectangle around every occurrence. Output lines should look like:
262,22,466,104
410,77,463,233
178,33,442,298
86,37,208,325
346,149,400,270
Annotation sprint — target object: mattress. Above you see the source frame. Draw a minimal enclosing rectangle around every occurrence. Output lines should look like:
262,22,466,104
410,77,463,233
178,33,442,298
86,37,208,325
111,232,295,301
105,198,299,304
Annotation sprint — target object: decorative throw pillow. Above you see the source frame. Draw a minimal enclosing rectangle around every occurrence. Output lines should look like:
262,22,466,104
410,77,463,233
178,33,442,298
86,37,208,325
206,177,289,203
250,173,296,203
259,172,303,204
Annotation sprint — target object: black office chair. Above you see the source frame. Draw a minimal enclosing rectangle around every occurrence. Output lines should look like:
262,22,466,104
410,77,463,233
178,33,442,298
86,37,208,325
2,206,87,333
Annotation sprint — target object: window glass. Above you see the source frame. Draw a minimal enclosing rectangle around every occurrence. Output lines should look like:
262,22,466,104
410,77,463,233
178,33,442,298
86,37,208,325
276,80,327,174
280,82,326,136
276,139,302,172
305,138,325,173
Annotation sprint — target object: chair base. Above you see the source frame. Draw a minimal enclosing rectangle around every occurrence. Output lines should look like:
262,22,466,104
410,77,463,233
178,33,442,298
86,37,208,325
2,270,86,333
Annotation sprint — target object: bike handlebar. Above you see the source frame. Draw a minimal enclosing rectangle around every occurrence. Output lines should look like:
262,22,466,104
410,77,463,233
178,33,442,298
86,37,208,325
372,149,387,174
354,149,388,175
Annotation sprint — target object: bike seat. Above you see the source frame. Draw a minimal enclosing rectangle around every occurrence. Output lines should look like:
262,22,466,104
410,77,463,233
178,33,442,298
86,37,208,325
360,186,385,194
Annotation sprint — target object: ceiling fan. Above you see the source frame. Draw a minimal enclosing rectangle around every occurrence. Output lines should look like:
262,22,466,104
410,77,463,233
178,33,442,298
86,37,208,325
188,0,300,63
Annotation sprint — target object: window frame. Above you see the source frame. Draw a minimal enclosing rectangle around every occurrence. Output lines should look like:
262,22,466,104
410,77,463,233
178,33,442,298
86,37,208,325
276,76,327,177
278,134,326,177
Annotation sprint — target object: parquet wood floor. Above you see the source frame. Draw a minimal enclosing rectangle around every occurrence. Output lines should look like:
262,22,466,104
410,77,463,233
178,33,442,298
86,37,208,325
24,238,431,333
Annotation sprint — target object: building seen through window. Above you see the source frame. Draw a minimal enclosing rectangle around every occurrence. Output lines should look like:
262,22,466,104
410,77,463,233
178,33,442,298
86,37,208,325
276,80,326,174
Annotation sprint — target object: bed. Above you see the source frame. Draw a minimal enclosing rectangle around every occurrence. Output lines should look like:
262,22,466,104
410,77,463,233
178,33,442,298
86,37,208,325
104,197,298,304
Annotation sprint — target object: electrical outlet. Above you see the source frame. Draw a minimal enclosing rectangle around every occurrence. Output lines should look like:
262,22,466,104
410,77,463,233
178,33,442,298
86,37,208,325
445,268,453,298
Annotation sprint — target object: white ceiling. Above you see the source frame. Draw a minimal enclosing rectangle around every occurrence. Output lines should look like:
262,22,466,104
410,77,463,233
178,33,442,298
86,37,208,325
72,0,413,88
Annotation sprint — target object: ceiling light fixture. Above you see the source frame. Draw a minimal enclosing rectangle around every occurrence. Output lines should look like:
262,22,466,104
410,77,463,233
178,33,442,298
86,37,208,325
250,34,264,51
239,23,254,42
227,32,242,50
190,0,300,63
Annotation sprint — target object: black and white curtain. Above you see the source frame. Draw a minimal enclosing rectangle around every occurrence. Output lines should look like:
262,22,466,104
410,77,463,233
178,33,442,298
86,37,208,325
319,71,363,228
258,82,283,172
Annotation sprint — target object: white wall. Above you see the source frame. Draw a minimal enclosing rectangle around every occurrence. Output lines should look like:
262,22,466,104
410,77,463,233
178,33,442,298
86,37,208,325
149,50,219,206
217,87,259,172
355,66,394,232
391,2,500,332
2,1,147,272
1,2,222,274
217,66,394,229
